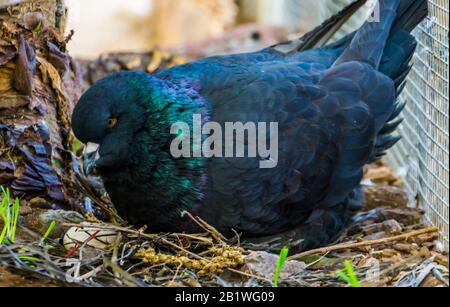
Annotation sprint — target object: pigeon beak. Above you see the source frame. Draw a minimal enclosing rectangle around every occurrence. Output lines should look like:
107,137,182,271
83,143,100,176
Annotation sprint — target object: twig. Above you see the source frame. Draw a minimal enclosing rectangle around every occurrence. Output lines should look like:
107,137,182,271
171,263,184,284
103,258,147,287
111,232,123,283
75,173,122,222
305,252,331,269
289,227,439,261
231,229,241,247
181,211,227,244
168,233,214,245
77,265,104,281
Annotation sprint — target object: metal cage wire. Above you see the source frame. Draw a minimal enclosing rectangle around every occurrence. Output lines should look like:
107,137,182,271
387,0,449,251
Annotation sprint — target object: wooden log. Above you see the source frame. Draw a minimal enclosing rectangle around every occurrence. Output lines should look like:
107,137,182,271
0,0,82,208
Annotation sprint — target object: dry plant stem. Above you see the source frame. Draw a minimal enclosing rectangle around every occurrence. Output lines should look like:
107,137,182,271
103,258,141,287
171,263,183,283
196,216,228,242
305,252,331,269
75,174,121,220
111,232,122,264
168,233,214,245
182,211,227,244
111,232,123,283
289,227,439,261
78,265,103,281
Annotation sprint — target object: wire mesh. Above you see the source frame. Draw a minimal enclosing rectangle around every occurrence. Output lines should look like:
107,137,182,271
387,0,449,251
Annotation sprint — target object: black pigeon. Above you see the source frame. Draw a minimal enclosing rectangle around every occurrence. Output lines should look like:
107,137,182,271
72,0,428,251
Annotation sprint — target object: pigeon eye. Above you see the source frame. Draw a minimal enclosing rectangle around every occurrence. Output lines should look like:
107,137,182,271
108,117,118,129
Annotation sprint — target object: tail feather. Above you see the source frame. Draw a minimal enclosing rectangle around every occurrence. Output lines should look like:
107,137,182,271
380,31,417,85
379,118,404,135
294,0,368,51
370,99,407,161
370,134,402,162
274,0,428,162
396,81,408,96
271,0,368,55
392,0,429,33
373,0,428,160
335,0,401,68
334,0,428,68
388,101,407,121
345,0,428,161
393,65,413,88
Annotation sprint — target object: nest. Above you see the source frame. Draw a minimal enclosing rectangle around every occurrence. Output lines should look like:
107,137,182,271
0,163,448,287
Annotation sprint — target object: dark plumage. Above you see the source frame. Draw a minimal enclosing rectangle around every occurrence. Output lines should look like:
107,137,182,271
72,0,428,252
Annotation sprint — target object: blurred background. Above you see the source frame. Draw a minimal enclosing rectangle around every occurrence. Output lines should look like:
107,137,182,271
65,0,376,59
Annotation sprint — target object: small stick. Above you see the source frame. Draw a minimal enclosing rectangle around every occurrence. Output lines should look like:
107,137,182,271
168,233,214,245
111,233,122,264
75,173,122,222
77,265,104,281
288,227,439,261
181,211,227,244
171,263,184,284
305,252,331,269
111,233,123,283
103,258,144,287
196,216,228,242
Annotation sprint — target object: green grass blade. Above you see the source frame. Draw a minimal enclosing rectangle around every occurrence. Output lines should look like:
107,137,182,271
0,188,9,244
336,269,351,284
0,220,7,245
10,197,20,243
0,188,20,244
40,221,57,244
5,201,11,239
274,247,289,287
18,256,42,262
336,260,361,287
345,260,360,287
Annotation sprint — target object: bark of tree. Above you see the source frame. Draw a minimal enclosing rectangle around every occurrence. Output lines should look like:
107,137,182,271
0,0,82,208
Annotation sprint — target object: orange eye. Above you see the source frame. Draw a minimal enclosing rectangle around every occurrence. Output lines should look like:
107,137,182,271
108,117,118,129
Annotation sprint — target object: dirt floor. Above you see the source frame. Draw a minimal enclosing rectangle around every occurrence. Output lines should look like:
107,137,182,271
0,162,448,287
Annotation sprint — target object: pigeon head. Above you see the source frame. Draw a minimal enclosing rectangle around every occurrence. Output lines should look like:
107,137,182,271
72,72,152,170
72,71,208,173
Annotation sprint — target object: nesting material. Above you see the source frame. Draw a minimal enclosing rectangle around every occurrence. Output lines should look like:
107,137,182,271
0,163,448,287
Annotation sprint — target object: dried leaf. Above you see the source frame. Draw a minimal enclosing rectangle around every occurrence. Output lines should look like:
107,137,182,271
1,124,65,201
12,35,36,96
